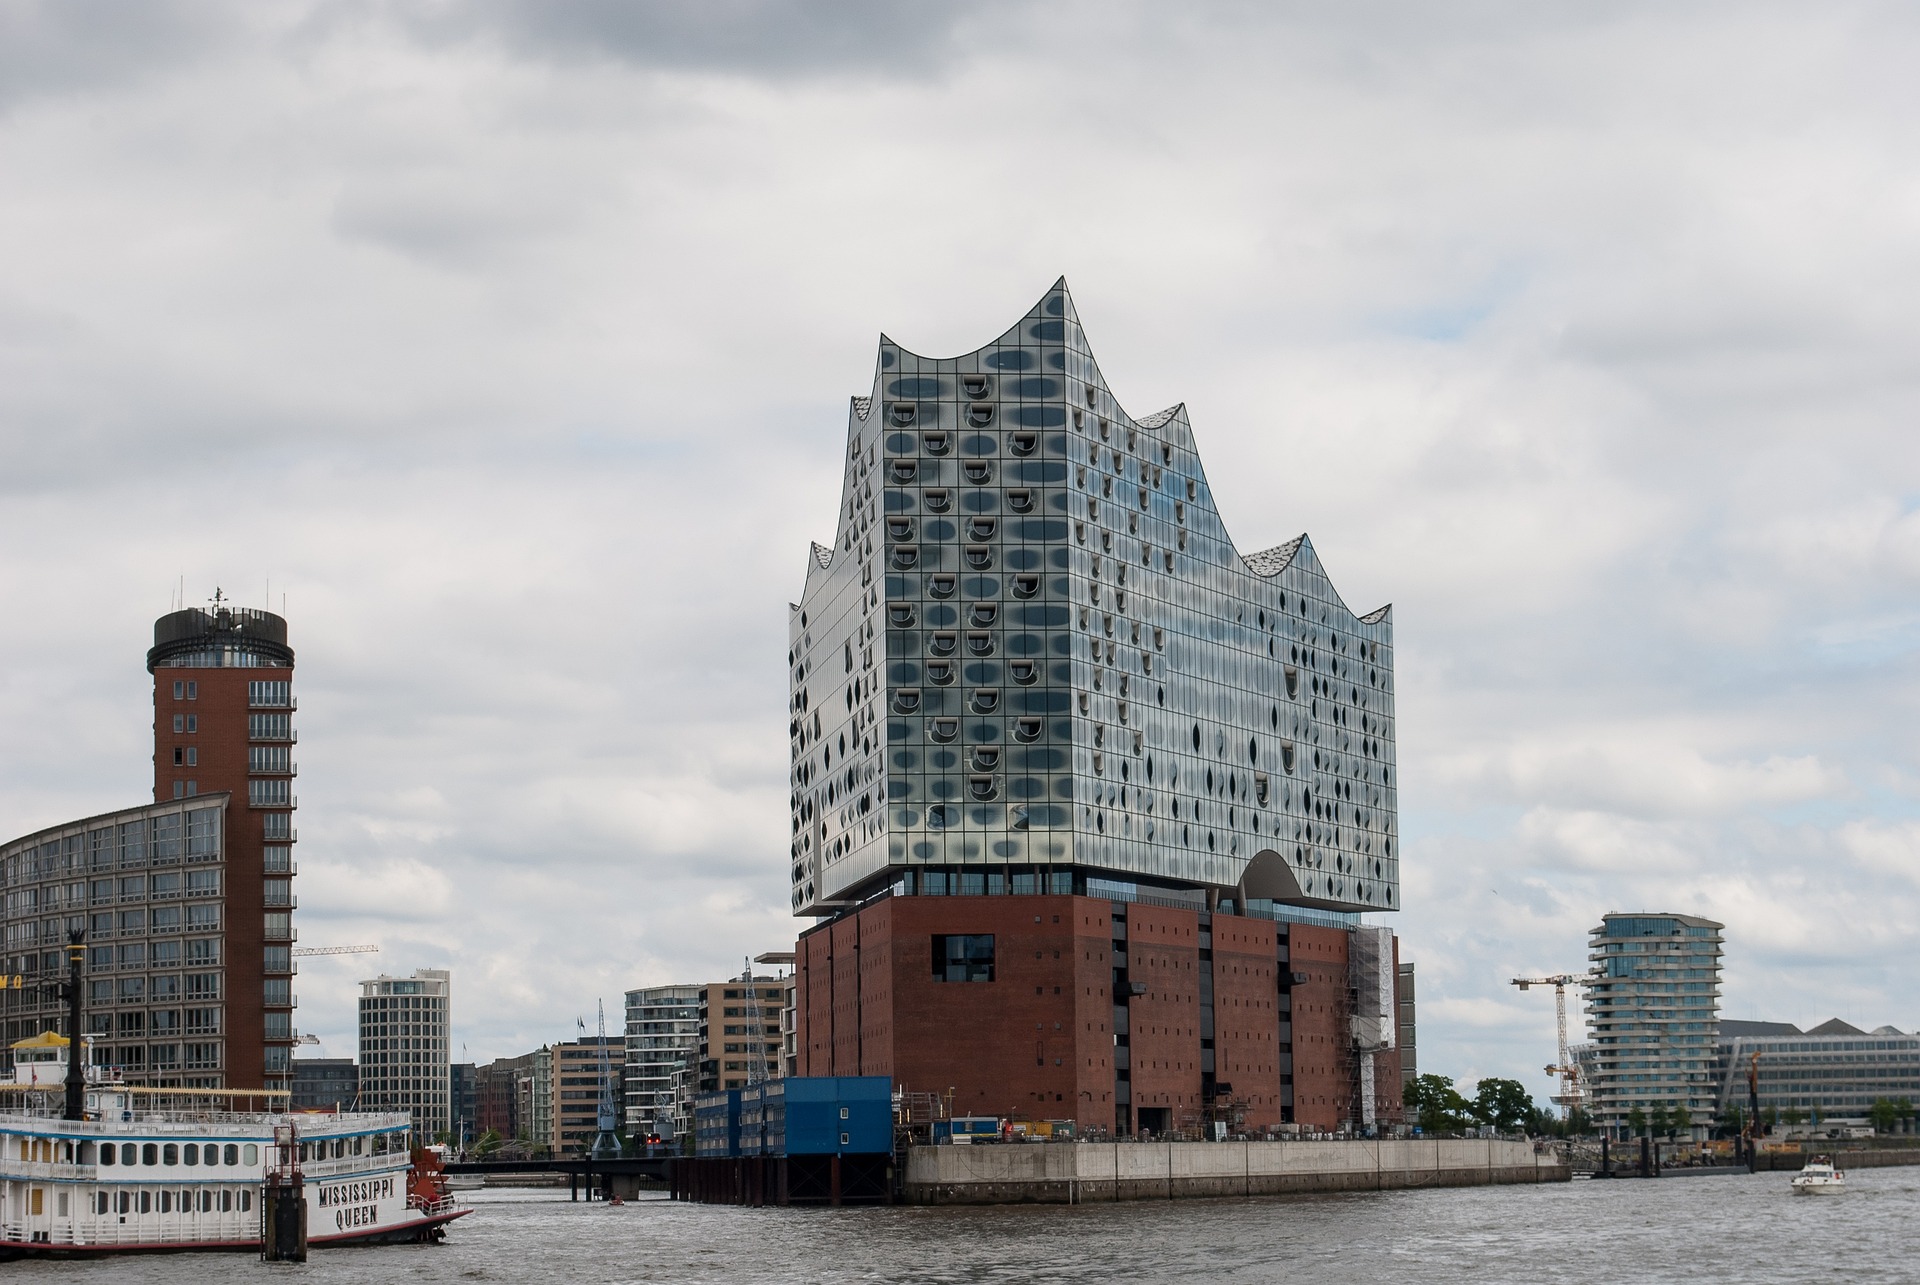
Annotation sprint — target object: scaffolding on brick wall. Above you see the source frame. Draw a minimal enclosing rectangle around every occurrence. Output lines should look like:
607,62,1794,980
1346,927,1399,1133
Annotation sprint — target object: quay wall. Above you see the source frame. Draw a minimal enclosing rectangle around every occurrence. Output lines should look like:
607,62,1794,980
1756,1148,1920,1171
904,1139,1567,1204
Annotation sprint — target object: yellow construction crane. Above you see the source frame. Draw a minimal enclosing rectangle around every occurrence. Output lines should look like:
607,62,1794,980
1510,973,1592,1118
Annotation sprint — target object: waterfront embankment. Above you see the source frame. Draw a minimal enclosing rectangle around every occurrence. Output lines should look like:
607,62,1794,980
1755,1146,1920,1171
903,1138,1566,1204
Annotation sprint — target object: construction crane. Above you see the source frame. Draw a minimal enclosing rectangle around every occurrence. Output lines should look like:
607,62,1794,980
291,945,380,957
580,1002,621,1160
1510,973,1591,1118
742,957,770,1086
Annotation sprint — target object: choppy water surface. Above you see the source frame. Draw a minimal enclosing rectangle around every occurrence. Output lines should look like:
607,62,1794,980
15,1170,1917,1284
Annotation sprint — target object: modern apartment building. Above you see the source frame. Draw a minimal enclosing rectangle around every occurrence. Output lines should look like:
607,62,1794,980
291,1056,358,1111
1585,913,1723,1136
356,968,452,1139
474,1050,538,1143
1714,1019,1920,1125
530,1045,553,1150
551,1036,623,1155
451,1060,477,1146
0,600,300,1091
623,985,700,1139
789,283,1405,1135
628,975,789,1147
698,976,785,1093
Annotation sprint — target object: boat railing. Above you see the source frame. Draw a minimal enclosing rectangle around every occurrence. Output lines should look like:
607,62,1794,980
408,1193,460,1217
0,1107,413,1133
1,1215,257,1247
301,1153,410,1180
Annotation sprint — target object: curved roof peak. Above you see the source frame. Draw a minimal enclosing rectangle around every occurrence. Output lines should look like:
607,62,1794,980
875,277,1084,367
1245,536,1308,578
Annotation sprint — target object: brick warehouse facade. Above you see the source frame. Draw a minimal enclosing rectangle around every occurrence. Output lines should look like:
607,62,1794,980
787,284,1408,1135
797,896,1403,1134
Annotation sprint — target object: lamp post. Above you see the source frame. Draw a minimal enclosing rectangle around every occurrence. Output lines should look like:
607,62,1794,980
61,928,87,1121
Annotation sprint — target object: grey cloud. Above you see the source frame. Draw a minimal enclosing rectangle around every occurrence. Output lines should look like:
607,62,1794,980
383,0,1007,78
0,0,228,112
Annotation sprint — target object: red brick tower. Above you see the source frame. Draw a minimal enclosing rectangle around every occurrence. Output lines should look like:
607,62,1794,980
148,593,297,1091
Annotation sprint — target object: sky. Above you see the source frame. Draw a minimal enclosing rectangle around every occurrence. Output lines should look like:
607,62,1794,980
2,1,1918,1105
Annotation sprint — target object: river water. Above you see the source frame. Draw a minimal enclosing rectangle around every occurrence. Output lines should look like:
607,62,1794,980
14,1171,1916,1283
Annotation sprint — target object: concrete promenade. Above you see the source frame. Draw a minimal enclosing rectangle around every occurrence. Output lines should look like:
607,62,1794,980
904,1138,1568,1204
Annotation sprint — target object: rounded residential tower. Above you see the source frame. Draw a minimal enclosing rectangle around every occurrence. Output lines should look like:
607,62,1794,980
148,597,298,1090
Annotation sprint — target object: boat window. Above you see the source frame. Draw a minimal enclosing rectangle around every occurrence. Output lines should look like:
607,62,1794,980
241,1189,253,1212
183,1143,198,1165
242,1144,257,1165
142,1143,159,1166
139,1191,152,1213
220,1189,233,1212
121,1142,137,1165
163,1143,179,1165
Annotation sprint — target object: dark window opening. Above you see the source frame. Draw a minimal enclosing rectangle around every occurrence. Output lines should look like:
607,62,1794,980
933,934,996,982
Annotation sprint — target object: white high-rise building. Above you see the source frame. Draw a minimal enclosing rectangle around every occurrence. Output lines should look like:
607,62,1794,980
1585,913,1723,1137
623,985,700,1140
357,968,452,1139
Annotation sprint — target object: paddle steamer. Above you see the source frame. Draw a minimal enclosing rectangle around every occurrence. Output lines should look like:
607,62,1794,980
0,1031,466,1257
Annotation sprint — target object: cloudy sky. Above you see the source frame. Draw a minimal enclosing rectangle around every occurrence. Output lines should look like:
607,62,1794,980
3,1,1917,1101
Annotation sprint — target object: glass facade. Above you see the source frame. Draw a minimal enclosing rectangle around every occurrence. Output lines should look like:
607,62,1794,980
789,281,1398,916
1584,912,1724,1133
0,799,228,1085
1713,1021,1920,1123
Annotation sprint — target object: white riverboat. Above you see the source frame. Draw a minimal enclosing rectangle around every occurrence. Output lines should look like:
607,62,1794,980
0,1033,467,1258
1789,1155,1846,1195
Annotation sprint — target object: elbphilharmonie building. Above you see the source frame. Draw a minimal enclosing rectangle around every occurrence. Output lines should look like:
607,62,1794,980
789,283,1406,1135
789,281,1397,919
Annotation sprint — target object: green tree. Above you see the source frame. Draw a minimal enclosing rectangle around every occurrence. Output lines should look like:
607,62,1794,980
1719,1105,1745,1138
1670,1105,1691,1138
1471,1078,1537,1133
1781,1106,1806,1127
1868,1098,1906,1134
1402,1074,1473,1134
473,1129,502,1157
1650,1103,1671,1137
1627,1106,1648,1137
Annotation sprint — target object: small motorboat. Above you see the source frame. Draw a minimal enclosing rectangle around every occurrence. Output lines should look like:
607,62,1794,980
1790,1156,1846,1194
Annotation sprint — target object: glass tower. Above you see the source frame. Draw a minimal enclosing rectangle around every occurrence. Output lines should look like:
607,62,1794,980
789,282,1398,918
1585,912,1724,1135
